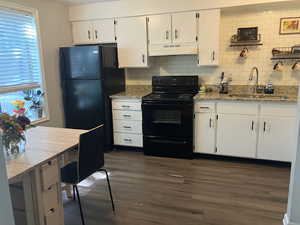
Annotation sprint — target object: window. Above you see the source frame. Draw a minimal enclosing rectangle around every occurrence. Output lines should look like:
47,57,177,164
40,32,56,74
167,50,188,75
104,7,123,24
0,4,47,122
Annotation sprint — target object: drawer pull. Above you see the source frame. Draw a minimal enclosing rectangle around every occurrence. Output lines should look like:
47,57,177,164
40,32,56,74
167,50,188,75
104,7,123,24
121,105,130,108
47,186,52,191
200,107,210,109
49,208,55,214
124,138,132,142
123,126,131,129
123,115,131,118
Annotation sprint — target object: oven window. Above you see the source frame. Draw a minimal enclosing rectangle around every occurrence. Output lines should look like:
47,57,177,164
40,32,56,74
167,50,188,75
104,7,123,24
152,110,181,124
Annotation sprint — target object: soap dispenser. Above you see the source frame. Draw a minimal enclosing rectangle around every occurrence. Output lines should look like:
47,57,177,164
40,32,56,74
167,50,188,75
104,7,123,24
264,80,274,94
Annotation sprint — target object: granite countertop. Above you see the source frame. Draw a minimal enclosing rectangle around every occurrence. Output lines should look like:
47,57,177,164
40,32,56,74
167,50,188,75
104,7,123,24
110,85,151,99
194,85,298,103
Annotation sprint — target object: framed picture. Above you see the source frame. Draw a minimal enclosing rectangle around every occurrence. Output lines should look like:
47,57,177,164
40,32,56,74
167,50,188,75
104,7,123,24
280,17,300,35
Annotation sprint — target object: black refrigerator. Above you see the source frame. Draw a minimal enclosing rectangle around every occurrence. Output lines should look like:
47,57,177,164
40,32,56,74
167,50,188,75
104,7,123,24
59,45,125,151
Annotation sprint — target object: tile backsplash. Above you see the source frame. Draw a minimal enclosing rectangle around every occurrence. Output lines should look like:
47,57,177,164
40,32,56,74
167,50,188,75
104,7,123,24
126,4,300,86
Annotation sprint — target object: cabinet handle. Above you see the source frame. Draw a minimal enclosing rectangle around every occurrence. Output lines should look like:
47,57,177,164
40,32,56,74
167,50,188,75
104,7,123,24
123,126,131,129
212,51,215,61
142,54,145,63
121,105,130,108
88,30,91,40
209,118,212,128
123,114,131,118
166,31,169,40
251,121,254,131
95,30,98,39
124,138,132,142
200,107,209,109
175,29,178,39
263,122,266,132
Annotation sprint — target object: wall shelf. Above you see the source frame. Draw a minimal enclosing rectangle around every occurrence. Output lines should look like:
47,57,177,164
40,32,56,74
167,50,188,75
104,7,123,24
230,43,263,47
271,47,300,60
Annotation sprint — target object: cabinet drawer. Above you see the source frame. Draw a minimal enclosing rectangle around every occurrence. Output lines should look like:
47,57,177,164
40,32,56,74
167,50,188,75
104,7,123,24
114,133,143,147
42,184,59,215
44,207,60,225
40,159,59,191
217,102,258,115
113,120,142,134
194,101,215,113
260,103,297,117
113,110,142,121
112,100,141,111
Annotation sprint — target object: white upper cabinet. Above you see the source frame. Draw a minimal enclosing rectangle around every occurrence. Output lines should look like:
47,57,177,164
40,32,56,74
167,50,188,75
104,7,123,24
72,19,115,45
92,19,116,43
172,12,198,45
72,21,94,45
198,9,220,66
115,16,149,68
148,14,172,46
148,12,198,56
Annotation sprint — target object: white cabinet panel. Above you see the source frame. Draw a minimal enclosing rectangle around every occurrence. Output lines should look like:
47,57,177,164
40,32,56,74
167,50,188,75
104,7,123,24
93,19,115,43
198,9,220,66
260,103,297,117
72,21,94,45
216,114,257,158
172,12,198,45
113,120,142,134
194,113,216,154
257,117,296,162
113,110,142,121
148,14,172,46
116,17,149,68
112,100,141,111
217,101,258,115
114,133,143,147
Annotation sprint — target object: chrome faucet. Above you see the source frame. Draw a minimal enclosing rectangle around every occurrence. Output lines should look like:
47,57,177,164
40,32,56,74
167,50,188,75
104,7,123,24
249,67,260,94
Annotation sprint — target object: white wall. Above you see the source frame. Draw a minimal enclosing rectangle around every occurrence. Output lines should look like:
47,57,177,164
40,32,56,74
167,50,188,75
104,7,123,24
69,0,294,21
2,0,72,128
126,4,300,86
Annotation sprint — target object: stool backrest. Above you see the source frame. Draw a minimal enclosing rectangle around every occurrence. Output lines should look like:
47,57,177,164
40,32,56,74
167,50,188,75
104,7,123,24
77,125,105,182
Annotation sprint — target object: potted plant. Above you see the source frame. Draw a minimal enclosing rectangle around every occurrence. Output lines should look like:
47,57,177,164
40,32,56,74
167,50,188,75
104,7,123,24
0,100,32,160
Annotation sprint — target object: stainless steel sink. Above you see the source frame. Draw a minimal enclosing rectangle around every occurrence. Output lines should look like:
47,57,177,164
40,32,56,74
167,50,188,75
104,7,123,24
228,94,289,100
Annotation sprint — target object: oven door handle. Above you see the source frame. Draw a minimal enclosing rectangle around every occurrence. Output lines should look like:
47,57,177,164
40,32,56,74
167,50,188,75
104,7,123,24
142,103,192,108
150,139,187,145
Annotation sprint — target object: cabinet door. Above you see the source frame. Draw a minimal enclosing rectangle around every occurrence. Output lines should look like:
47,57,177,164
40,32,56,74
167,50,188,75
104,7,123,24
194,113,216,154
216,114,257,158
257,117,296,162
93,19,115,43
116,17,149,68
148,14,172,46
72,21,94,45
172,12,198,44
198,9,220,66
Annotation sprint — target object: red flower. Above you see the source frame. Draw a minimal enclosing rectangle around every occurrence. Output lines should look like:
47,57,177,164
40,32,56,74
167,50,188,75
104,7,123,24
13,108,26,115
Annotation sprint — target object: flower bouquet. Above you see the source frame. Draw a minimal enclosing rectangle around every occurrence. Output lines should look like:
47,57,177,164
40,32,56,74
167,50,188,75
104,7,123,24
0,100,32,159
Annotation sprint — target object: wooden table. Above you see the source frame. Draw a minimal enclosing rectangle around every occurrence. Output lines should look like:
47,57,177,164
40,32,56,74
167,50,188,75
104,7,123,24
6,126,86,225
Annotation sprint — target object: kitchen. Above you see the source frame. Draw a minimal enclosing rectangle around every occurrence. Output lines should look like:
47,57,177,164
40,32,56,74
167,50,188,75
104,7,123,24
1,0,300,225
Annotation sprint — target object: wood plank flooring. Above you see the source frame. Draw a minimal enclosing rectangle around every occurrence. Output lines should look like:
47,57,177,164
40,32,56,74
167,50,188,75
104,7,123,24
63,151,291,225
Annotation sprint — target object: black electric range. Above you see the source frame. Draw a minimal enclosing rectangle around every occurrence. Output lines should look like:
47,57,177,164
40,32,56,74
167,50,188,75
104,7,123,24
142,76,199,158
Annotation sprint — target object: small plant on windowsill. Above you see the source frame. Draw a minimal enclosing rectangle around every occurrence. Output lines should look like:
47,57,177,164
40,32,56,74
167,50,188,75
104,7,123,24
0,100,33,160
23,89,45,119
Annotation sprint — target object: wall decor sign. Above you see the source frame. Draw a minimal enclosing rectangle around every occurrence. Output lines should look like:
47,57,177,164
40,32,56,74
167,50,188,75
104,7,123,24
280,17,300,35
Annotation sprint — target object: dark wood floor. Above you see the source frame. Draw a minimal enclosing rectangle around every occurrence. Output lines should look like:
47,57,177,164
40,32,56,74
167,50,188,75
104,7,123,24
64,151,291,225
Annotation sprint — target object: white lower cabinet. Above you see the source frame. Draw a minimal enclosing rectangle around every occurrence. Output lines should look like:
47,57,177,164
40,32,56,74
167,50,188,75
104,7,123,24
257,116,296,162
216,114,257,158
194,113,216,154
112,99,143,147
194,100,297,162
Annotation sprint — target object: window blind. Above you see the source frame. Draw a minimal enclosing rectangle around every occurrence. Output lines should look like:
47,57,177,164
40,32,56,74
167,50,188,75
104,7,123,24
0,8,42,93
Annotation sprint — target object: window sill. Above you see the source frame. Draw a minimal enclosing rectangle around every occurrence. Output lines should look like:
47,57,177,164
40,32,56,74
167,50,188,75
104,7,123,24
31,117,49,126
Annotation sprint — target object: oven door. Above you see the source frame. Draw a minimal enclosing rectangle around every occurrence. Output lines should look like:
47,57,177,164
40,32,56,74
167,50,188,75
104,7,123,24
142,102,193,138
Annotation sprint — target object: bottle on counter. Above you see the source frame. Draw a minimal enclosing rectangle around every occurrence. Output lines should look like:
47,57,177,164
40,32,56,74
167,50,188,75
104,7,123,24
264,80,274,94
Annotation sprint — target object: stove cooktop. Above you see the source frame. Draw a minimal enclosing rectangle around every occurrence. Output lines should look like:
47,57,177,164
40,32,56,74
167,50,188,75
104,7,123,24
142,93,196,102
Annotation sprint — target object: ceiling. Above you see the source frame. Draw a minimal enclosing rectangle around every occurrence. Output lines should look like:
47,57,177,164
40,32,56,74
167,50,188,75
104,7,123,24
55,0,118,5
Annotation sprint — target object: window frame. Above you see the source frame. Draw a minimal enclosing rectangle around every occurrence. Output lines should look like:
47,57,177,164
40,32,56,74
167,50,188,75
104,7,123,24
0,1,49,125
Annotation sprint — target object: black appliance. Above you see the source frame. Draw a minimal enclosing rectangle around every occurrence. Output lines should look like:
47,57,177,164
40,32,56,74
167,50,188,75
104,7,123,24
59,45,125,151
142,76,199,158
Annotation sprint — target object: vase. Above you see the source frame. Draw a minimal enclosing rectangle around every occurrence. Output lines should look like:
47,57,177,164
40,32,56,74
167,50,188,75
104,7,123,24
3,140,26,161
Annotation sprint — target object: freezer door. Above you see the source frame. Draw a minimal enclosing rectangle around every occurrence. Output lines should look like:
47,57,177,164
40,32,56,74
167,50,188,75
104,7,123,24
60,46,101,80
63,80,104,129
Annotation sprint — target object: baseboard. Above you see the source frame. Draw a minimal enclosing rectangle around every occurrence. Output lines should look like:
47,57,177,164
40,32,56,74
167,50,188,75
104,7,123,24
283,214,300,225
